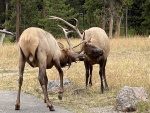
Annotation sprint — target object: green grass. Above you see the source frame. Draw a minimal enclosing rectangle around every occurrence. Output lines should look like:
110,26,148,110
0,37,150,112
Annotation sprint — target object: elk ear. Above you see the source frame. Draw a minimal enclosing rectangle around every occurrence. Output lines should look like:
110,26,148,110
57,42,65,49
83,31,92,43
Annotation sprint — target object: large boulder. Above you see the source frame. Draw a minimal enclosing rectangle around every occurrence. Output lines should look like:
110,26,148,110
115,86,148,112
47,78,72,93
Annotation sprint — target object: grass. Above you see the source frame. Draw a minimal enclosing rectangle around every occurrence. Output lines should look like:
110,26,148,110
0,37,150,112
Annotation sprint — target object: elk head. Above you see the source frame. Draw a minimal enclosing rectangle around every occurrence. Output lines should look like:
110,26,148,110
57,25,84,68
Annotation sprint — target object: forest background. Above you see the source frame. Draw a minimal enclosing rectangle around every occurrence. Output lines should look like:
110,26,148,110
0,1,150,112
0,0,150,41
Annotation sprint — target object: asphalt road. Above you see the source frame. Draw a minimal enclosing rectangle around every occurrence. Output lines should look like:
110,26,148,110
0,91,73,113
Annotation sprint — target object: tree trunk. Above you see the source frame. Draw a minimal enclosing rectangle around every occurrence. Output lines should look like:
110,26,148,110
16,0,20,42
0,29,6,44
108,0,114,38
1,0,9,44
101,10,106,30
109,13,113,38
124,7,128,37
41,0,45,18
5,0,8,30
100,3,106,30
115,16,121,38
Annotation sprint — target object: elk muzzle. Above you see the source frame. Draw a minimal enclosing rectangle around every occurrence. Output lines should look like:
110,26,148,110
77,53,85,61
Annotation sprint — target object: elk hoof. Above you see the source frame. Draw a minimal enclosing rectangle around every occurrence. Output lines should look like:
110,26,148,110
58,94,63,100
44,99,46,103
48,105,55,111
15,104,20,110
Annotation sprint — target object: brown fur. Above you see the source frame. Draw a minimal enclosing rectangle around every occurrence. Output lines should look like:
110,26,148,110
82,27,110,93
15,27,83,111
83,27,110,61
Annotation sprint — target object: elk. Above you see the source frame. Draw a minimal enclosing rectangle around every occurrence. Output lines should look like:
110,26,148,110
15,27,84,111
49,16,110,93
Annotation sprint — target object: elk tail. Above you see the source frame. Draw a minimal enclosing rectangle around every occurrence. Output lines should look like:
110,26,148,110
29,45,39,62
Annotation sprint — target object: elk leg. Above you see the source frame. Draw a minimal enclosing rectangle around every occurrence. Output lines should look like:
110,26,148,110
54,60,64,100
38,66,55,111
103,59,109,90
44,75,48,103
99,60,105,94
89,65,93,86
38,54,54,111
15,53,25,110
84,60,90,87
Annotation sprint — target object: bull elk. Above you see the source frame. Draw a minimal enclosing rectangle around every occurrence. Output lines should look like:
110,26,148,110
15,27,84,111
49,16,110,93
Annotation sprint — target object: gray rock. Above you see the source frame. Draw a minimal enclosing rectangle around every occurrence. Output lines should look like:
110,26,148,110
116,86,148,112
47,78,72,93
73,88,85,95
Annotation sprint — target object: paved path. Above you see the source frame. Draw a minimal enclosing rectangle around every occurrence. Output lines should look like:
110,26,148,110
0,91,73,113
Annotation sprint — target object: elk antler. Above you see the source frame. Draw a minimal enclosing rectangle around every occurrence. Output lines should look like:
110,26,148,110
58,25,73,49
49,16,82,39
58,25,88,51
71,32,91,53
50,16,90,53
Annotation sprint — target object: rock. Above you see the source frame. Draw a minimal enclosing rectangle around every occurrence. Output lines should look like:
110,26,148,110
47,78,72,93
116,86,148,112
73,88,85,95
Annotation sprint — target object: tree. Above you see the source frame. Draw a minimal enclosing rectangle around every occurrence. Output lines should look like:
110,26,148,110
0,0,9,44
128,0,146,35
84,0,102,28
108,0,133,38
108,0,115,38
0,0,5,28
141,0,150,34
41,0,45,18
41,0,78,37
124,7,128,37
7,0,42,39
37,0,46,18
5,0,9,29
124,0,133,37
66,0,85,30
113,0,125,38
1,0,150,42
16,0,20,41
100,0,107,30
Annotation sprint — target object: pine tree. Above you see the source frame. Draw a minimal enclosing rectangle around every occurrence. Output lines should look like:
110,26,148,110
128,0,146,35
0,0,5,28
141,0,150,34
38,0,78,37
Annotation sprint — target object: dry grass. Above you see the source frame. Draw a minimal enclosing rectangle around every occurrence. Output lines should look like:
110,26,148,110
0,37,150,112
